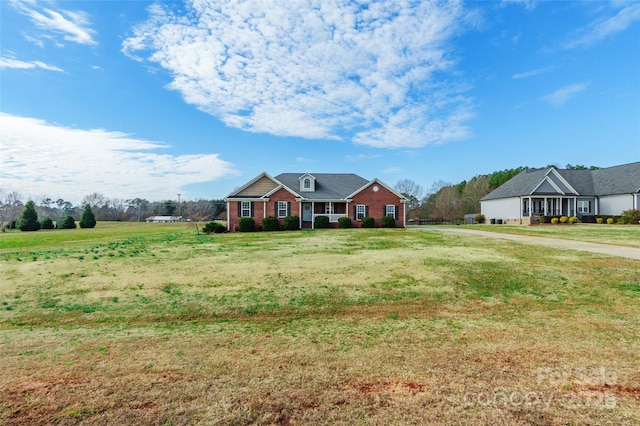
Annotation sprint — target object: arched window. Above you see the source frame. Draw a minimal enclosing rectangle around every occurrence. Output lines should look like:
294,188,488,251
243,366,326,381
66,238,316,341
304,178,311,189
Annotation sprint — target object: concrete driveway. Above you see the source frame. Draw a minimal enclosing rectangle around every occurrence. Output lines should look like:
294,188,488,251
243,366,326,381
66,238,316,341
408,226,640,260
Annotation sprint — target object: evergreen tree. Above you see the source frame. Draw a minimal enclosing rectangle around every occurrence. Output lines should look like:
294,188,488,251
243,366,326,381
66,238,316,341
58,215,77,229
17,201,41,231
80,204,97,228
40,217,55,229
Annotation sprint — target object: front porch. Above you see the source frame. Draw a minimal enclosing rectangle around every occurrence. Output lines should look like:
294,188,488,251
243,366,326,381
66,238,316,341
521,196,595,218
301,202,348,228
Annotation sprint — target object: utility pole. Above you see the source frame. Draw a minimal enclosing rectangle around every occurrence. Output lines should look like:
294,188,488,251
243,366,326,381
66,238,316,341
177,193,181,217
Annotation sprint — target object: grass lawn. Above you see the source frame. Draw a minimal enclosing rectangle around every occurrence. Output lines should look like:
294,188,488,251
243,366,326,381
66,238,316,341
1,224,638,425
463,223,640,248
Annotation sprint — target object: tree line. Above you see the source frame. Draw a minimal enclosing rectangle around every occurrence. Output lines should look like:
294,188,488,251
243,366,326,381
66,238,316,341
1,163,598,230
394,164,599,222
0,190,226,230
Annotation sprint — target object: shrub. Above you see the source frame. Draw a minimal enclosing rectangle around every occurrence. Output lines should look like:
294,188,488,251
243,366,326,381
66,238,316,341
380,216,395,228
338,217,352,228
314,215,330,229
79,205,97,228
361,216,374,228
569,216,578,224
559,216,569,224
40,217,55,229
58,215,76,229
475,214,485,224
539,215,548,224
606,217,614,225
283,216,299,230
262,216,280,231
238,217,255,232
621,209,640,224
551,217,559,224
17,201,40,231
202,221,225,234
596,217,603,224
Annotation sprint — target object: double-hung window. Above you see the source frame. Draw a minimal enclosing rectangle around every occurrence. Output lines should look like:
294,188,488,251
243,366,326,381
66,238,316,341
325,203,334,215
577,200,590,214
385,205,396,218
277,201,288,218
356,204,366,220
241,201,251,217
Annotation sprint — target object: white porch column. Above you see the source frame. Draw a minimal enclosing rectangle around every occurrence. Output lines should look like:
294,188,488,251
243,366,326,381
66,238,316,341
311,201,315,229
544,197,547,215
573,197,577,217
298,201,302,229
529,196,532,216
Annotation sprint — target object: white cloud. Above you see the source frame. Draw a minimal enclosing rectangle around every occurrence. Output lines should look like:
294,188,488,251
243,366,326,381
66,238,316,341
513,66,554,79
563,3,640,49
0,56,63,72
501,0,536,11
345,153,382,162
123,0,474,149
10,0,97,46
0,113,237,204
540,82,590,106
383,167,402,174
295,157,314,164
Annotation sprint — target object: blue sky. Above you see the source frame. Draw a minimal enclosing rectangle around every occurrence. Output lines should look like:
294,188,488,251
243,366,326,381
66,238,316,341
1,0,639,204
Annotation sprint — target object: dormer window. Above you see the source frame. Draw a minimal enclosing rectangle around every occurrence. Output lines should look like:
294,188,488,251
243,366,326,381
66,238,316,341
299,173,316,192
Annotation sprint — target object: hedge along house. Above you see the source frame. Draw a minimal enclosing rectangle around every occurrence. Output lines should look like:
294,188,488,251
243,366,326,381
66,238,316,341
225,172,407,231
480,162,640,225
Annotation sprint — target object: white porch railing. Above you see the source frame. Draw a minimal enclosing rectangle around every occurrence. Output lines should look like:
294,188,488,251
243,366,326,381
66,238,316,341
313,213,346,223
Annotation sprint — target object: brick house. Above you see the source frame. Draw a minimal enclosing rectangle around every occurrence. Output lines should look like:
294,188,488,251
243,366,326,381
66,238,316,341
225,172,407,231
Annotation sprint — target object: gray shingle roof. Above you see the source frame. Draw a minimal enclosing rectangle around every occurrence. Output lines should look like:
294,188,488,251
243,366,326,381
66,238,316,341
592,162,640,194
481,162,640,200
275,173,369,200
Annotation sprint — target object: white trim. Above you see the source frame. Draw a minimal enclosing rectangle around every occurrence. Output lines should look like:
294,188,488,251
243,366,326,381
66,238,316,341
547,168,579,194
277,201,288,218
385,204,396,217
530,175,566,195
240,201,252,218
225,171,281,198
263,183,301,199
346,177,407,200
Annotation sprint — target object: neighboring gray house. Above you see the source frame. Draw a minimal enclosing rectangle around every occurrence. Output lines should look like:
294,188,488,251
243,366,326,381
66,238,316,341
480,162,640,225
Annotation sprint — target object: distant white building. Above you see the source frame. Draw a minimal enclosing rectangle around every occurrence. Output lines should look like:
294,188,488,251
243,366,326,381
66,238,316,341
145,216,185,223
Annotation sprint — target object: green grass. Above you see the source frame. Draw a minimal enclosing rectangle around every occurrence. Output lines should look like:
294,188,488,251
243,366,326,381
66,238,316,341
464,223,640,248
0,223,638,425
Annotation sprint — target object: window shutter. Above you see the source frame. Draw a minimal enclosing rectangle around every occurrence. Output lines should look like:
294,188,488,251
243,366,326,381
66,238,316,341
237,202,241,217
250,202,254,217
588,201,592,212
274,201,278,216
287,202,291,216
395,205,399,220
383,206,386,216
365,206,369,217
353,206,357,218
